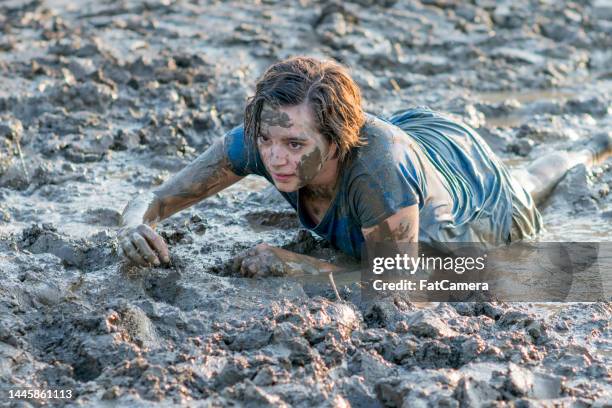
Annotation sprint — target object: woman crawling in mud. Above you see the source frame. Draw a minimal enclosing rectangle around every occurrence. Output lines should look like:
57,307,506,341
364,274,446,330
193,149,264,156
118,56,612,277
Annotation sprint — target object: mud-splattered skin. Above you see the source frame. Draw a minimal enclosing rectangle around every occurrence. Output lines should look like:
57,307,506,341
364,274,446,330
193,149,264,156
363,214,419,244
119,141,243,266
257,103,337,194
296,145,325,184
260,106,293,129
151,141,242,216
301,182,337,220
232,243,342,277
257,103,339,227
362,205,420,255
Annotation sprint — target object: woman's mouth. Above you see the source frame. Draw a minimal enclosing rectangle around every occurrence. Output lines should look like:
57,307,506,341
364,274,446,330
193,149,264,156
271,173,295,182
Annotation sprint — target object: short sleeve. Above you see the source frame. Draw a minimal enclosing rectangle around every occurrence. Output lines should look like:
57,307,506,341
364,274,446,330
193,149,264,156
223,125,267,177
348,166,420,229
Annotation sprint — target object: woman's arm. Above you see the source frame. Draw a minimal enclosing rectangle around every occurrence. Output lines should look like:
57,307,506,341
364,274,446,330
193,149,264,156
361,204,420,276
233,205,419,278
232,243,344,277
123,140,243,226
361,204,419,245
119,139,244,266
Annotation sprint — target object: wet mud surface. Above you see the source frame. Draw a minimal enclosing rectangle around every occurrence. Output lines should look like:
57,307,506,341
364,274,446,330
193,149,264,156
1,0,611,406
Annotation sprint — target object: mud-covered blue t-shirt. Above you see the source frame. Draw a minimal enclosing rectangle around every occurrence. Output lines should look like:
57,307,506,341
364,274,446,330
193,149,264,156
224,108,541,259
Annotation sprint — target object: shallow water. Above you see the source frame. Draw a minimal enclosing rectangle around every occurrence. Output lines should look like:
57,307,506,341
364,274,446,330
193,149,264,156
478,89,575,105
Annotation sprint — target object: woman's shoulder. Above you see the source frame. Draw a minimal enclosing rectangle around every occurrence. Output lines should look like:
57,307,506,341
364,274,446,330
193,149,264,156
349,113,418,169
340,114,423,225
360,112,403,139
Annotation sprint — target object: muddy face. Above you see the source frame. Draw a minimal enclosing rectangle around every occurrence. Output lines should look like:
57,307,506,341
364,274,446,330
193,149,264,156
296,145,324,185
257,103,334,192
260,106,293,129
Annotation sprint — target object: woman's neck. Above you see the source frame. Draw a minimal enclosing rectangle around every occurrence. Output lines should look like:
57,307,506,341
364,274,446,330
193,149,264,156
302,157,340,200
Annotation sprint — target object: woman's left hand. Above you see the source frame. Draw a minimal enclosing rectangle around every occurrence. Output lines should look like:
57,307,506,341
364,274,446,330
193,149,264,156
232,243,288,277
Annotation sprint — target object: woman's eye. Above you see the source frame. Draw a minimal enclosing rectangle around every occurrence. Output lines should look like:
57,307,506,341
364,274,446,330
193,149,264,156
258,135,270,143
289,142,303,150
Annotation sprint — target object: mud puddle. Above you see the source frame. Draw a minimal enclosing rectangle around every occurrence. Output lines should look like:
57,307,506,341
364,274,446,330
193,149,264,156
1,0,611,406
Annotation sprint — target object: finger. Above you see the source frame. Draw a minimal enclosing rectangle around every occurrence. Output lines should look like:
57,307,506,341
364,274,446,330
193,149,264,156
249,258,271,278
255,265,272,278
137,224,169,263
240,259,255,277
138,225,170,263
253,268,266,278
232,254,247,273
121,239,146,266
239,262,249,277
131,233,160,265
232,248,249,272
270,262,283,277
131,232,159,265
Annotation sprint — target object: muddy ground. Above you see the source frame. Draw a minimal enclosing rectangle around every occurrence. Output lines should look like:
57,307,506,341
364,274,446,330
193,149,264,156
0,0,611,406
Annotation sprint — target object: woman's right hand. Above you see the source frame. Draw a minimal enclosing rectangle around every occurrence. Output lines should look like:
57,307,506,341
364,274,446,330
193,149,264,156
117,224,170,266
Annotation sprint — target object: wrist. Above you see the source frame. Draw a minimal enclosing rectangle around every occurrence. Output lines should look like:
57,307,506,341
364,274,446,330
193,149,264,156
121,192,159,227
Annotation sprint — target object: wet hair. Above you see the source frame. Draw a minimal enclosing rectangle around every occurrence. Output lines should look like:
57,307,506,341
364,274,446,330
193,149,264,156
244,56,366,164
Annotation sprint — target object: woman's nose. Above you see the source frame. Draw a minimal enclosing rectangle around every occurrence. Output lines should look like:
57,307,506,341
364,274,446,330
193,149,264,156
269,145,287,166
